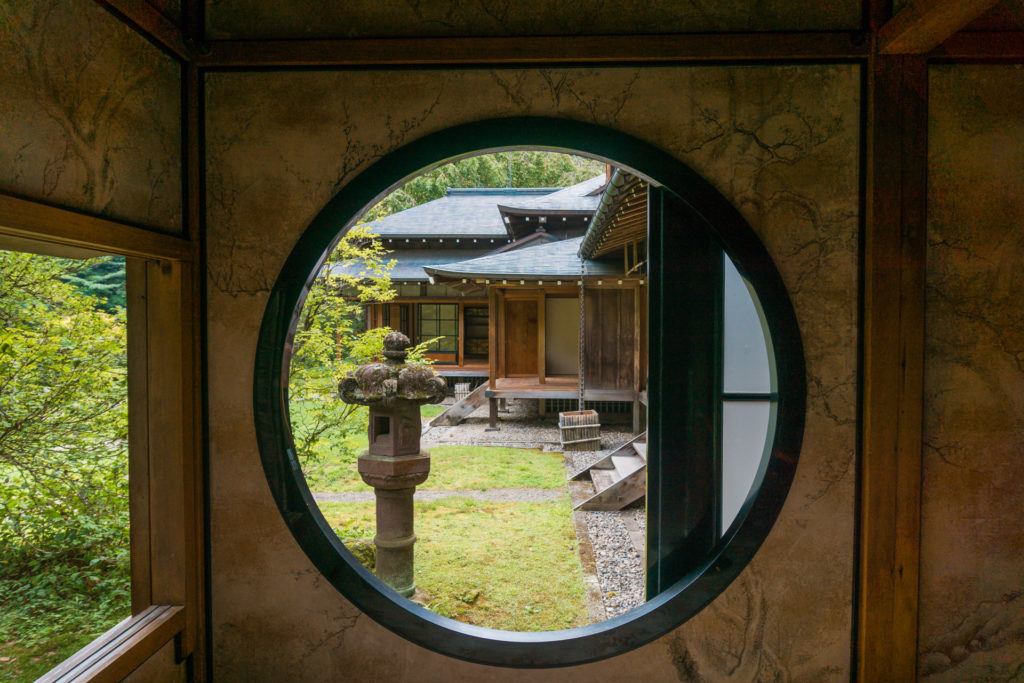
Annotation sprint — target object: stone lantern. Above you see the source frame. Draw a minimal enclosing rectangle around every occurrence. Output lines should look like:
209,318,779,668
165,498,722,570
338,331,446,597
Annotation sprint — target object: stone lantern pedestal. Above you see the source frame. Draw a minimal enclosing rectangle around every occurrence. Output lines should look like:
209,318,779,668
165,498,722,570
338,332,446,597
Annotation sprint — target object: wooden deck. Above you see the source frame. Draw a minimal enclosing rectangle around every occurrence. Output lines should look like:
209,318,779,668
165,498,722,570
486,376,637,401
436,365,489,378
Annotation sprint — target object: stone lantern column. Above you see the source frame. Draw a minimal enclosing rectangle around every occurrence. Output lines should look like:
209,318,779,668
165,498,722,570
338,332,446,597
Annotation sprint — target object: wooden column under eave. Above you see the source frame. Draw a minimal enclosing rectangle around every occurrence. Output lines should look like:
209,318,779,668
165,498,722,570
537,290,546,383
487,287,498,389
858,53,927,683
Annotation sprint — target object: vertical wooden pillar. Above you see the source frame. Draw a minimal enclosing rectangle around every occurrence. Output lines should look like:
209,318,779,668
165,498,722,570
487,288,498,389
858,54,927,683
537,290,546,383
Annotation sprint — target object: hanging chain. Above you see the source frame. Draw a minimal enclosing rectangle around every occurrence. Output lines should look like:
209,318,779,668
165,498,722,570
577,258,586,411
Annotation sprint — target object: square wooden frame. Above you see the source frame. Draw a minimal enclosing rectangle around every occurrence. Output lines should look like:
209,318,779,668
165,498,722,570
0,194,203,682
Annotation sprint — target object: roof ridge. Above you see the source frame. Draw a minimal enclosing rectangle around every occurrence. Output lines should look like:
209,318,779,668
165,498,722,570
445,187,558,195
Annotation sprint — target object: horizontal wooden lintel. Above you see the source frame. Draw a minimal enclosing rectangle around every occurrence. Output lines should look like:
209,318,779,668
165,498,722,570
196,31,870,68
0,193,192,262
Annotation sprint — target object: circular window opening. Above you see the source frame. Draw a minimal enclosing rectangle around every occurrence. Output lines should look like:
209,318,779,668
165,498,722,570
254,118,805,667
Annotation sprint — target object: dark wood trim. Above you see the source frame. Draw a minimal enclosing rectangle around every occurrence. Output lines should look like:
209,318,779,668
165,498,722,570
878,0,1001,54
933,30,1024,61
38,605,184,683
183,59,209,681
857,53,927,683
197,31,868,68
0,193,192,262
95,0,192,62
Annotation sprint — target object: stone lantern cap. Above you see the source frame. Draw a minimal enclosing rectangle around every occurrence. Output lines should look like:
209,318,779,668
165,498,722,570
338,331,446,408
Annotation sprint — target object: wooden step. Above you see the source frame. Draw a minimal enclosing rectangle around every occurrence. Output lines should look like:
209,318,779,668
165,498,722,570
611,454,644,480
590,468,617,493
429,382,489,427
576,464,647,511
631,441,647,461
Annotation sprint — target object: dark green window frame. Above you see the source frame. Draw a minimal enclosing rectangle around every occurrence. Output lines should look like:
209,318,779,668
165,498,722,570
253,117,805,668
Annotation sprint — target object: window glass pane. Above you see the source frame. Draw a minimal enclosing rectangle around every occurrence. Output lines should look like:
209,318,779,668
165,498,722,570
438,337,456,352
440,321,457,336
723,254,772,393
721,400,773,532
419,304,436,319
438,304,457,320
421,320,437,336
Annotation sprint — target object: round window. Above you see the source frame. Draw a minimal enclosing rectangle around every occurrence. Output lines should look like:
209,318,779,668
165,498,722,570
254,118,805,667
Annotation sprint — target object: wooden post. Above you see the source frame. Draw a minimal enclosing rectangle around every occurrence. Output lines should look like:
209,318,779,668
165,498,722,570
488,397,498,430
858,53,927,683
487,288,498,389
537,290,546,383
457,301,465,368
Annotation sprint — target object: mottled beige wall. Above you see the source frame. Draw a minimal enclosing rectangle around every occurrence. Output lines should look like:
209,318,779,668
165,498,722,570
0,0,182,231
919,64,1024,681
206,1,860,39
205,65,860,681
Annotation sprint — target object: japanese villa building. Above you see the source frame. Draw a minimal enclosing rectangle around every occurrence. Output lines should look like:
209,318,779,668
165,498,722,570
352,169,649,428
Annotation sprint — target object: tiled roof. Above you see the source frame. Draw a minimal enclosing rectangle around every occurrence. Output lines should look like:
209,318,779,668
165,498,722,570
363,188,557,238
329,248,492,281
496,175,605,214
424,237,622,279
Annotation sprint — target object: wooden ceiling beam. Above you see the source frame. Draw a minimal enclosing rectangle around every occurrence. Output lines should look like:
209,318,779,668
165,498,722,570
933,30,1024,60
96,0,192,62
878,0,1002,54
196,31,869,68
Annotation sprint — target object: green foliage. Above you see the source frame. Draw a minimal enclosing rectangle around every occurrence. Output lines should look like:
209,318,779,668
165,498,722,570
288,224,438,466
364,151,604,221
60,256,126,312
0,250,129,680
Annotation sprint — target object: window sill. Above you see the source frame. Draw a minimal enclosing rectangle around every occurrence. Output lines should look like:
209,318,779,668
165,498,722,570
38,604,185,683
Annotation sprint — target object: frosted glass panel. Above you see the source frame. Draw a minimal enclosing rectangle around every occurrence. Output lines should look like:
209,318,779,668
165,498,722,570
722,400,772,532
723,255,771,393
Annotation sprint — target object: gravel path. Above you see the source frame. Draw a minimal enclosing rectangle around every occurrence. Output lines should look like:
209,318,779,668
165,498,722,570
424,400,633,451
313,488,564,503
565,447,647,618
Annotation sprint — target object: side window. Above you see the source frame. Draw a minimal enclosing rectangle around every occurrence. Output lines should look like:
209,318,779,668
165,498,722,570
0,250,129,680
417,303,458,357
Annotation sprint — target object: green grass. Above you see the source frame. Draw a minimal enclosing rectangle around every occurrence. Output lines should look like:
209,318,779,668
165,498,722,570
320,497,588,631
303,444,566,492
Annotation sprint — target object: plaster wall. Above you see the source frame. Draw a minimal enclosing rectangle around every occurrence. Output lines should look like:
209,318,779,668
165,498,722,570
919,64,1024,681
0,0,182,231
205,65,860,681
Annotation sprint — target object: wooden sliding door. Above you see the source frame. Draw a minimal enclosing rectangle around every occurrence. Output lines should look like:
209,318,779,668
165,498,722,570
504,299,538,376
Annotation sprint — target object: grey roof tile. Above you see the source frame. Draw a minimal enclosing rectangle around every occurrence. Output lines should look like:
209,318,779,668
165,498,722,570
329,248,492,281
424,237,622,279
496,175,605,213
364,188,556,237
